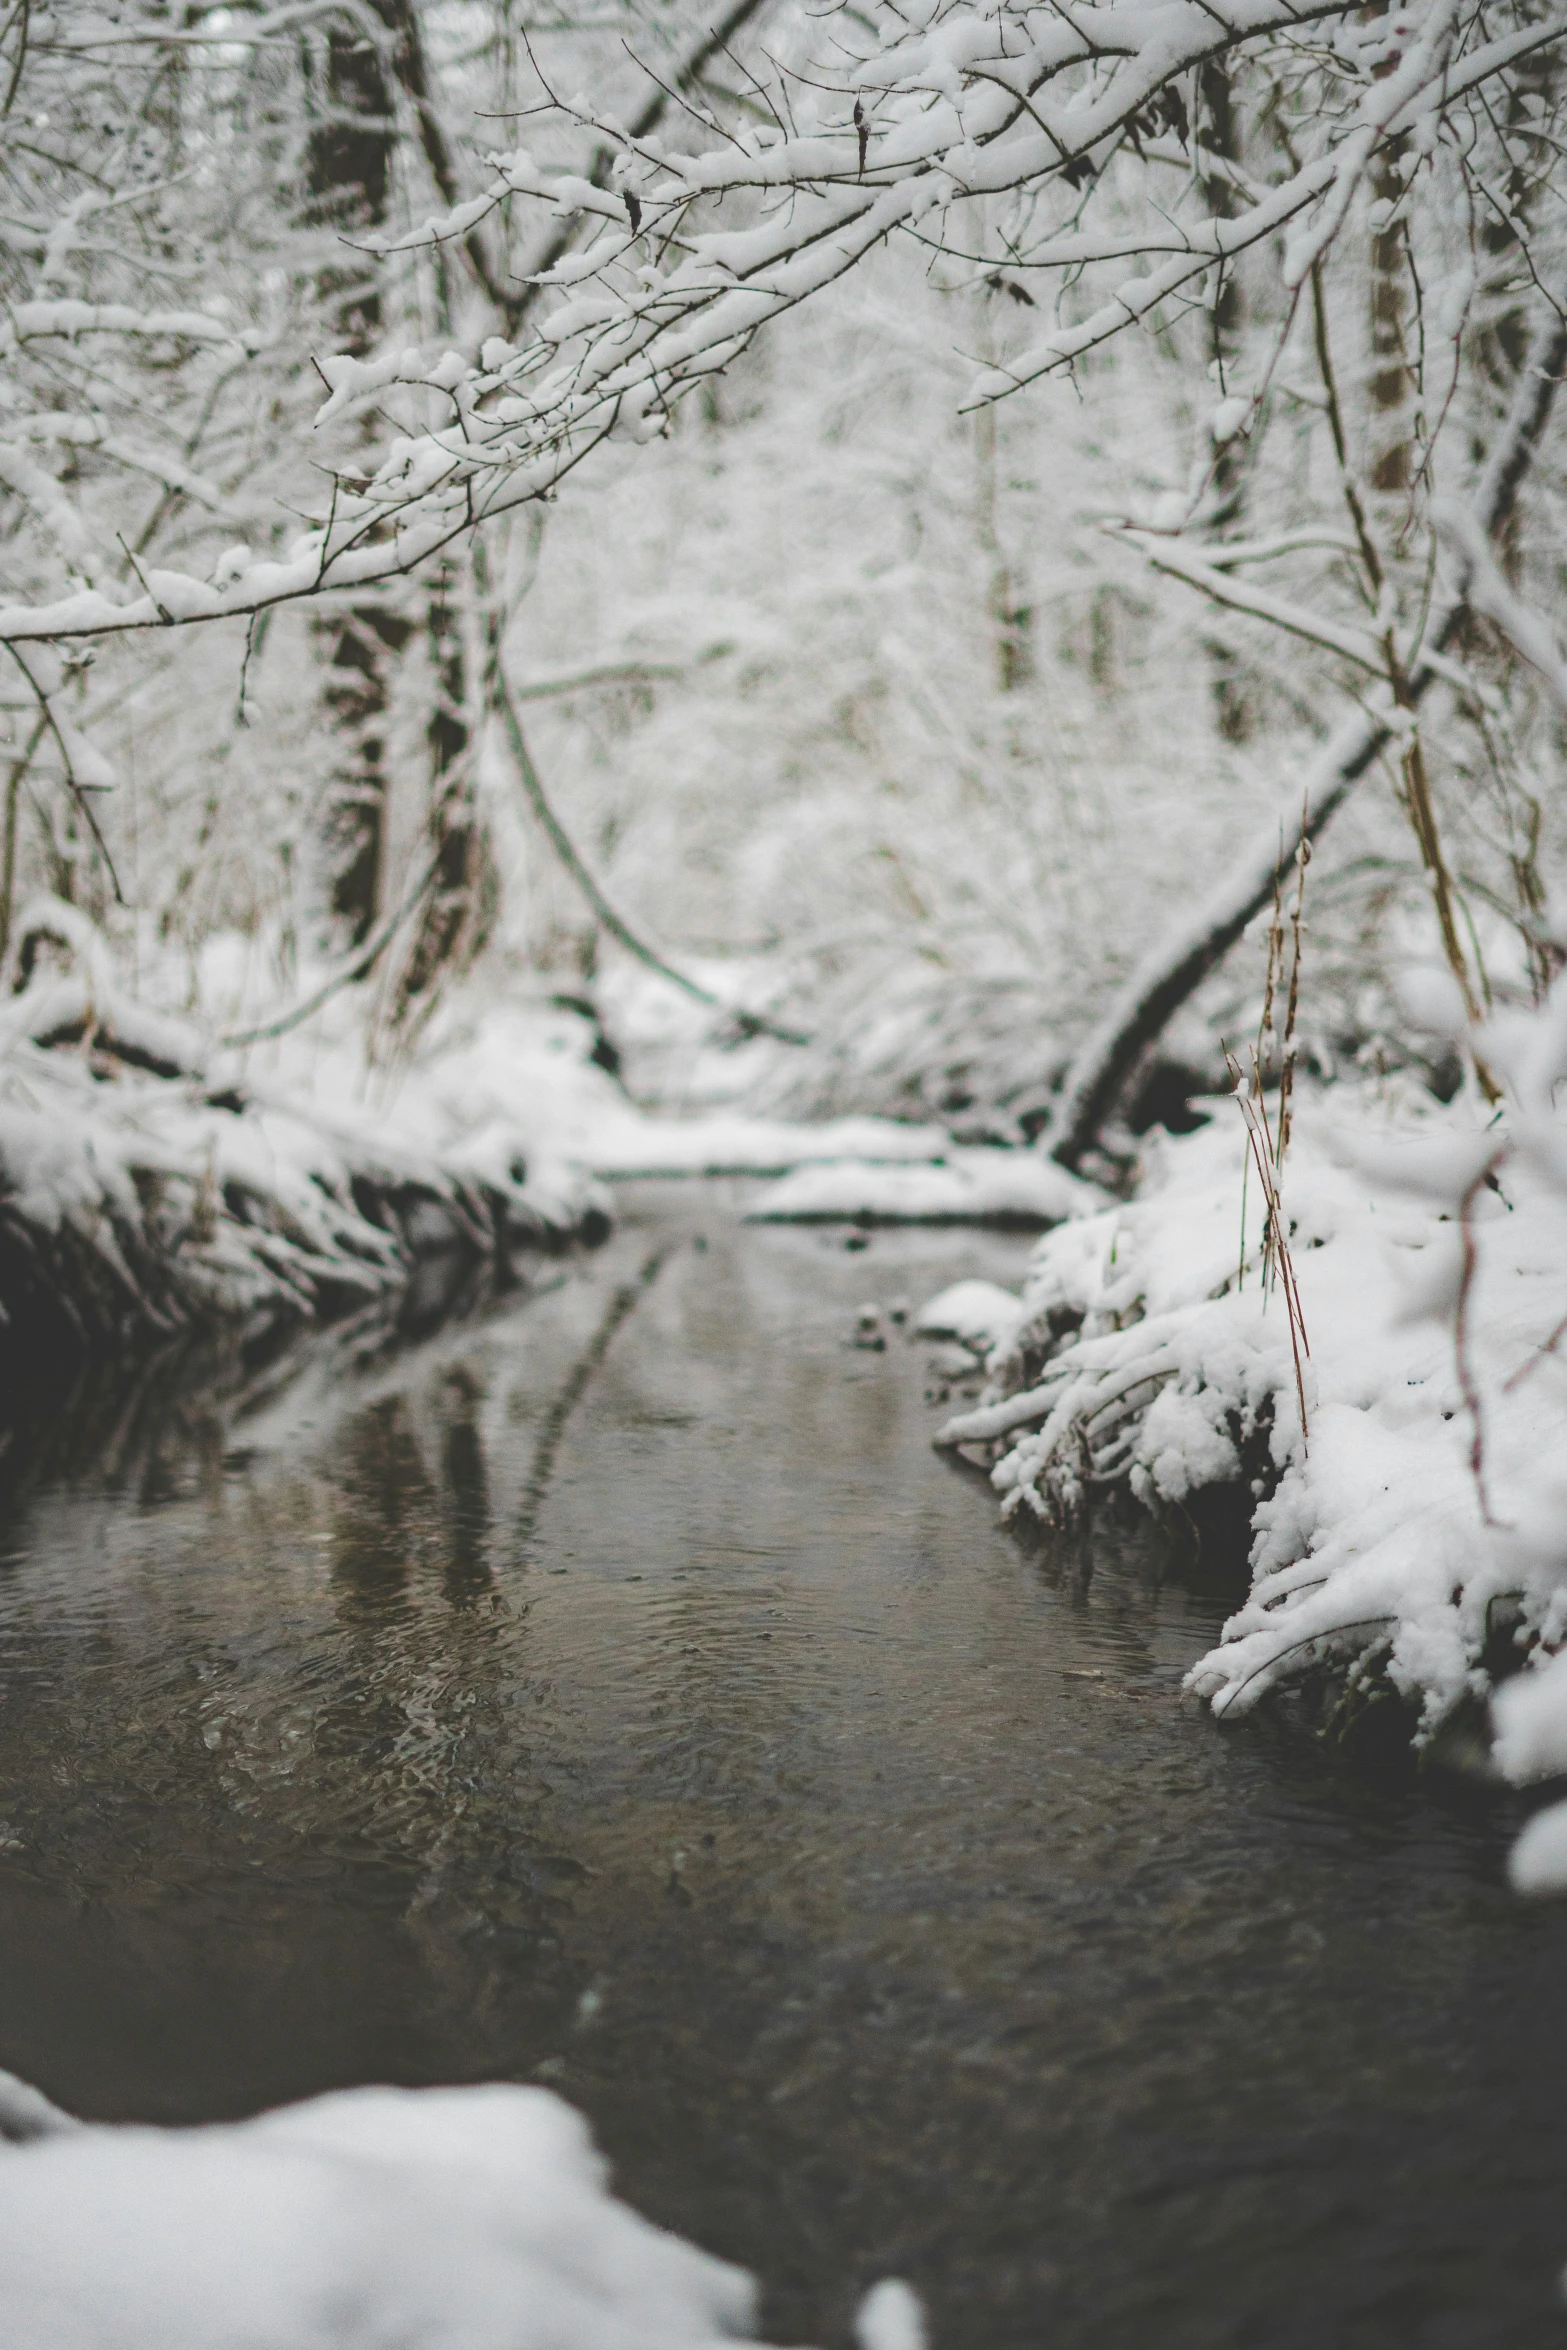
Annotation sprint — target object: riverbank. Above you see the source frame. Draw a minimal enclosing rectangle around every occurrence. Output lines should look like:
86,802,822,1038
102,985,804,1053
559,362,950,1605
932,1078,1567,1828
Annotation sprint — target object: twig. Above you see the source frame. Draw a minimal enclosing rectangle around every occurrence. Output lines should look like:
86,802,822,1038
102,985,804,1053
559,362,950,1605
1225,1043,1310,1448
220,851,445,1047
486,632,810,1047
1455,1157,1509,1528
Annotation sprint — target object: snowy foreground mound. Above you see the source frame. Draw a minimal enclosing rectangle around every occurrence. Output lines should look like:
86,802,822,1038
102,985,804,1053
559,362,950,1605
0,2071,921,2350
935,1078,1567,1882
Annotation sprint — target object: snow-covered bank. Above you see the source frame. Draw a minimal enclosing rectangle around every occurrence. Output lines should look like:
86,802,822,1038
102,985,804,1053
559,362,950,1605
933,1077,1567,1787
588,1113,952,1181
745,1151,1101,1229
0,908,610,1362
0,2069,919,2349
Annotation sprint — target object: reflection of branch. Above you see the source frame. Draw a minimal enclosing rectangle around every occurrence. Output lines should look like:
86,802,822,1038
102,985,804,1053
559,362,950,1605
512,1247,669,1553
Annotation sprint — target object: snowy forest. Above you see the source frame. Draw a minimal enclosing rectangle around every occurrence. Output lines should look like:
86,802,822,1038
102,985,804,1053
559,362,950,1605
4,0,1567,2341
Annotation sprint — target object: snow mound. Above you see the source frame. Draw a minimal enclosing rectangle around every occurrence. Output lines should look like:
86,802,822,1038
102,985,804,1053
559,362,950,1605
745,1150,1102,1227
0,921,609,1355
0,2074,766,2349
913,1279,1025,1359
855,2278,927,2350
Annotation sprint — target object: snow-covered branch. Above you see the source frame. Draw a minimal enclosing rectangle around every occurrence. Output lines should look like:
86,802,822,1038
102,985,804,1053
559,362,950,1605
1115,526,1387,674
1435,502,1567,722
1046,271,1567,1167
3,0,1561,649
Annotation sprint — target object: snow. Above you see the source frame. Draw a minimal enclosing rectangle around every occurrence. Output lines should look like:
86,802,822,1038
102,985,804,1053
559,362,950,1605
587,1112,951,1180
0,916,610,1345
0,2074,765,2348
932,1078,1567,1777
208,954,959,1195
854,2280,927,2350
0,905,1081,1345
0,2068,922,2350
912,1278,1026,1356
1506,1798,1567,1896
745,1150,1103,1227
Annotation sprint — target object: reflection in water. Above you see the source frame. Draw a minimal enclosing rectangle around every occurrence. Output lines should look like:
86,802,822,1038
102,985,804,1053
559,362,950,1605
440,1367,492,1604
0,1193,1563,2350
512,1247,671,1556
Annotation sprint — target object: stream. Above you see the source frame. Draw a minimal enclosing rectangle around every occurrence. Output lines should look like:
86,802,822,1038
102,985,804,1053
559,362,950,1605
0,1187,1564,2348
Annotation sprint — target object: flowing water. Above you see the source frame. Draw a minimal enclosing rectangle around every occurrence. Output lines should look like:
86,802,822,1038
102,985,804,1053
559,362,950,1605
0,1189,1564,2349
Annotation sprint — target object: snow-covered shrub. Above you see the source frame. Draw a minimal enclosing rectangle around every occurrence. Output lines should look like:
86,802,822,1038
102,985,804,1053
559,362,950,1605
937,961,1567,1814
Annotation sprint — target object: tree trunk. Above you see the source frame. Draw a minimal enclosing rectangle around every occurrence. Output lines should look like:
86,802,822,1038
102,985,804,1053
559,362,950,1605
306,4,404,947
1367,137,1413,495
1197,62,1254,742
391,554,495,1021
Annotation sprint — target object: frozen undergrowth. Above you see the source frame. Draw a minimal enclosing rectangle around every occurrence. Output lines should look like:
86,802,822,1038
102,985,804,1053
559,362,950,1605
0,2070,922,2350
934,1076,1567,1818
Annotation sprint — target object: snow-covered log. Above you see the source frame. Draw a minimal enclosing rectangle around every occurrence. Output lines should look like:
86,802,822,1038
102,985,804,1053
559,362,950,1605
0,1044,606,1366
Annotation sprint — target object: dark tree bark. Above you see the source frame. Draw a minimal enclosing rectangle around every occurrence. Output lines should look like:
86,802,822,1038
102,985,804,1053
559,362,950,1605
392,559,495,1017
1197,61,1255,742
306,4,404,945
320,606,414,943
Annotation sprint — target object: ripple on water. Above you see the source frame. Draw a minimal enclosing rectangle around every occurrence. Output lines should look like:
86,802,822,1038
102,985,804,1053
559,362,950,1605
0,1201,1561,2349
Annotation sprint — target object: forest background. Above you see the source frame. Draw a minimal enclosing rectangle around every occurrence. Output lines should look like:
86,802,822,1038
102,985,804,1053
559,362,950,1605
9,0,1565,1150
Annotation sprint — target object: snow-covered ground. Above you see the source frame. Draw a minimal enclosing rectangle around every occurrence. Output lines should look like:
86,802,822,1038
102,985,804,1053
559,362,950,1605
0,906,612,1353
0,2068,924,2350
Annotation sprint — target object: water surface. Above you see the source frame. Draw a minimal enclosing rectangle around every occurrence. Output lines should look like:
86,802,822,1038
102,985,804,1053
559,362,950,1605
0,1191,1563,2349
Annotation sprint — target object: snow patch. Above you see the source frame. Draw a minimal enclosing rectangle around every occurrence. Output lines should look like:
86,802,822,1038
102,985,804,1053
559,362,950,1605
0,2075,773,2349
937,1085,1567,1750
913,1278,1024,1357
746,1150,1102,1227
